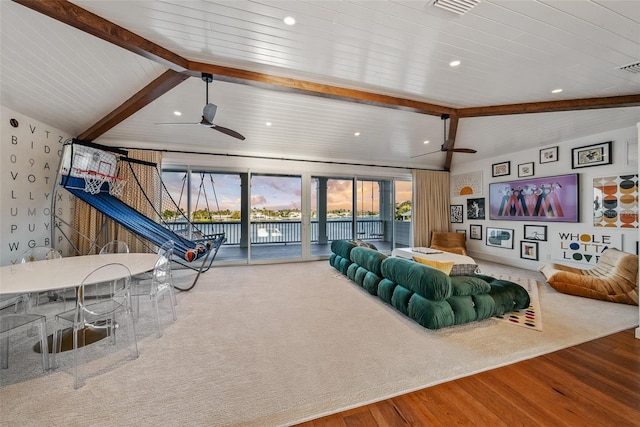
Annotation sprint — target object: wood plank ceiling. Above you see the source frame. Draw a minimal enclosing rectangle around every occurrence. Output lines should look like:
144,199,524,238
2,0,639,171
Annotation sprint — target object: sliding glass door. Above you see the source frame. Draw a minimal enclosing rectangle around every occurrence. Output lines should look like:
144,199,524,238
250,173,302,261
310,177,354,257
163,168,411,263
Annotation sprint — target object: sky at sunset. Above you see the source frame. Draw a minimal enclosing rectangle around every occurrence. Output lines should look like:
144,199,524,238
162,171,411,213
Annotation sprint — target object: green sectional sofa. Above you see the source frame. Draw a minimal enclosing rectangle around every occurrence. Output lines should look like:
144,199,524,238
329,240,530,330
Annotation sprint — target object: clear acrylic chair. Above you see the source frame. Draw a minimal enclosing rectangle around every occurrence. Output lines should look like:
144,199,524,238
52,263,138,389
1,312,49,372
20,247,64,307
99,240,130,255
132,240,177,338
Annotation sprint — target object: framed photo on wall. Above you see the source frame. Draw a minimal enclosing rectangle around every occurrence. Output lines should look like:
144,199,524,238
572,141,612,169
539,146,558,164
523,224,547,241
518,162,534,177
486,227,514,249
520,241,539,260
470,224,482,240
492,161,511,177
488,173,579,223
466,197,485,220
450,205,463,223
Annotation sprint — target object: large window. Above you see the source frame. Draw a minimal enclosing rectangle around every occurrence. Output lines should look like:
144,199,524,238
311,177,354,256
163,168,411,262
250,174,302,261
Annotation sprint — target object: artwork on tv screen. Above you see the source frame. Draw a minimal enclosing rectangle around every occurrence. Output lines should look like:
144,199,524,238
489,174,579,222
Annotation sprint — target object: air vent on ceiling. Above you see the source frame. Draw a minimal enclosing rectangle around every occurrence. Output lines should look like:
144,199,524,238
430,0,480,15
618,61,640,74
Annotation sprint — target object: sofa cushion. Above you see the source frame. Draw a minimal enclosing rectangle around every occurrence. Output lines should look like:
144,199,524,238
381,256,452,301
449,275,491,296
331,239,357,260
412,257,455,275
350,246,386,277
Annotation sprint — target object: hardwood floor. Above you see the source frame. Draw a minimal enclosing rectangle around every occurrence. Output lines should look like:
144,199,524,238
295,328,640,427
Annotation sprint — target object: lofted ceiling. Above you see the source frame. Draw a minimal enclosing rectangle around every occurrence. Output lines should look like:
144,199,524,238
1,0,639,171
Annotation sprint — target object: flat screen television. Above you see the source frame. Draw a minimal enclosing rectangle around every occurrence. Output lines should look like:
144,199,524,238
488,173,579,222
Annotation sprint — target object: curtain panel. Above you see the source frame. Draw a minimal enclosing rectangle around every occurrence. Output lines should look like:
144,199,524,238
412,170,450,247
73,149,162,254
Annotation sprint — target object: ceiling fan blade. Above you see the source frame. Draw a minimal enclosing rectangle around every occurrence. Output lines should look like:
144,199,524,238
155,122,200,125
211,125,246,140
451,148,477,153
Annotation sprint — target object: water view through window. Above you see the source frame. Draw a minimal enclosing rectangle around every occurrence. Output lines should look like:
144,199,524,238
162,170,412,262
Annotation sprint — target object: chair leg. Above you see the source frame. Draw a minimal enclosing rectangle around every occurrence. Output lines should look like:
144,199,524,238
1,334,8,370
125,309,139,360
152,296,163,338
36,318,49,372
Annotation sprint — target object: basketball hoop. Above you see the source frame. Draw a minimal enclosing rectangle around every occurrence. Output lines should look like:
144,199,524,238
79,170,106,194
108,176,127,197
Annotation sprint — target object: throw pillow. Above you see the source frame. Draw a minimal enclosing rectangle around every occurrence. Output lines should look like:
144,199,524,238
449,263,480,276
412,257,455,275
349,239,378,250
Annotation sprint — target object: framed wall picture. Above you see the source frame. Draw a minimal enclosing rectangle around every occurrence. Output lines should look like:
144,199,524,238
492,161,511,177
470,224,482,240
520,241,539,261
518,162,534,178
488,173,579,222
539,146,558,164
486,227,514,249
466,197,485,220
523,224,547,241
572,141,612,169
450,205,463,223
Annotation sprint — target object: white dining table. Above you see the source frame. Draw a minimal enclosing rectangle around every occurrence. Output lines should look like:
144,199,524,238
0,253,159,295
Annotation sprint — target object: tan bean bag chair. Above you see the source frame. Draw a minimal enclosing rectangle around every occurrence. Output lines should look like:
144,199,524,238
430,232,468,256
539,248,638,305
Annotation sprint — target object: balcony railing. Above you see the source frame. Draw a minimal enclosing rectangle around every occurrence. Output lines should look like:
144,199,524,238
166,219,389,245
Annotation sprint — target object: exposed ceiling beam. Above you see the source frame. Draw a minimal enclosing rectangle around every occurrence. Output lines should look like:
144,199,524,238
12,0,190,72
190,62,454,117
457,95,640,117
77,70,190,141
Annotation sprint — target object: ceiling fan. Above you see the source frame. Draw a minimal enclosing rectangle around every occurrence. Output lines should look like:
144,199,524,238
156,73,245,141
411,114,476,158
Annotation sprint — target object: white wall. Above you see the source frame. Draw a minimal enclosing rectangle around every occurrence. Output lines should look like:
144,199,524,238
450,125,639,271
0,107,74,266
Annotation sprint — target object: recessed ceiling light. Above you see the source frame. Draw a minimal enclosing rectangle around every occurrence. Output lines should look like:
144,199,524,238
551,88,563,93
265,122,272,126
424,140,429,144
173,111,182,116
284,16,296,25
449,60,461,67
354,132,360,136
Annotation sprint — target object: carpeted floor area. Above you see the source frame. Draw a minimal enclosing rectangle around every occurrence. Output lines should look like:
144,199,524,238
1,259,638,426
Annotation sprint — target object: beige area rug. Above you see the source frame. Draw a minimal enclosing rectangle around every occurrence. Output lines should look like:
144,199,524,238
1,260,638,427
493,276,543,331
